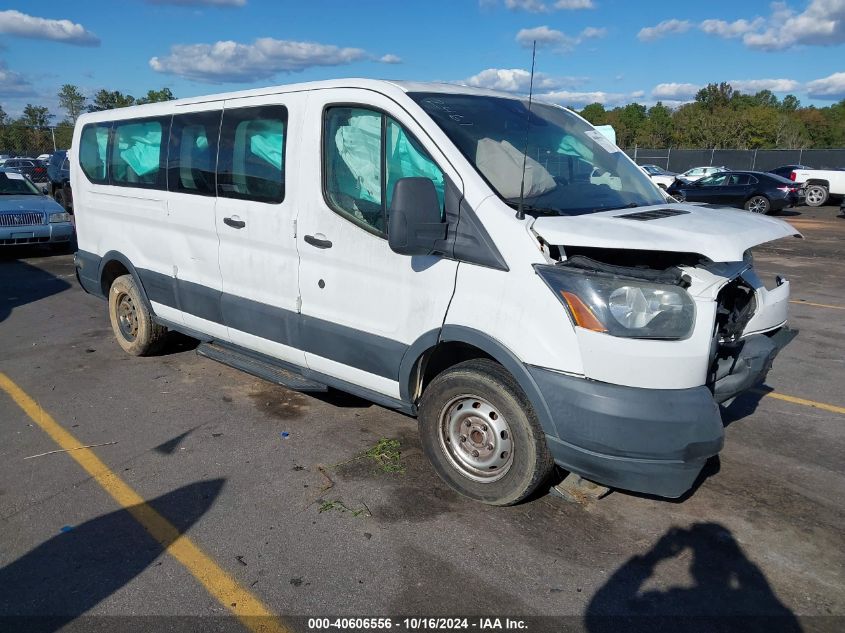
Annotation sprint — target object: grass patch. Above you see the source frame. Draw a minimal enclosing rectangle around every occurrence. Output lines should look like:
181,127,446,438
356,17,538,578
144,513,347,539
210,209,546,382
318,499,369,517
364,438,404,474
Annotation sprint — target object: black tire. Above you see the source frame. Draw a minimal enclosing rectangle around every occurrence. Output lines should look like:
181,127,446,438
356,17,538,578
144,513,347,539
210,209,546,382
418,358,554,506
107,274,167,356
744,195,770,214
804,184,828,207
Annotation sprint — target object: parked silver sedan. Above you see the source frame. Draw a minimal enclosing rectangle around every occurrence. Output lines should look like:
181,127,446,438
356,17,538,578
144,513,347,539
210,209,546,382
0,168,74,248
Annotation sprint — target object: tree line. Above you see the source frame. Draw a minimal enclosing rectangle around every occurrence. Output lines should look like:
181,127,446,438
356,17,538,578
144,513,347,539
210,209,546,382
3,81,845,154
578,82,845,150
0,85,175,155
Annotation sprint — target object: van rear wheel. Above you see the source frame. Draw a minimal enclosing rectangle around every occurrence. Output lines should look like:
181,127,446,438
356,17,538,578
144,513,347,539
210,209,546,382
418,359,554,506
108,274,167,356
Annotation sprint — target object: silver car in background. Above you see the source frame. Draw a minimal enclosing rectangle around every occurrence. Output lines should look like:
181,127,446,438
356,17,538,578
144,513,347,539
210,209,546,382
0,168,74,249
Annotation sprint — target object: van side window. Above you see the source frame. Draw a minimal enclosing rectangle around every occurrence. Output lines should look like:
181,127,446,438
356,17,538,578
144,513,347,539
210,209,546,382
324,107,384,233
79,123,110,184
217,105,286,204
323,107,444,236
110,118,168,188
385,117,445,217
168,111,221,196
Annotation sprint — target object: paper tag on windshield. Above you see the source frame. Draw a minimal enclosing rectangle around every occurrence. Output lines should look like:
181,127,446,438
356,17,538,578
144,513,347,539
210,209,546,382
5,171,24,180
585,130,620,154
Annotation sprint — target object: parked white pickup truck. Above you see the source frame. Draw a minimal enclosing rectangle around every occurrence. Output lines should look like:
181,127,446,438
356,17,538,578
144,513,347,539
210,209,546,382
789,167,845,206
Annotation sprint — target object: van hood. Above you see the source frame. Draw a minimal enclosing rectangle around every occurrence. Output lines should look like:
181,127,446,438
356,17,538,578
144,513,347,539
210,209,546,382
531,203,800,262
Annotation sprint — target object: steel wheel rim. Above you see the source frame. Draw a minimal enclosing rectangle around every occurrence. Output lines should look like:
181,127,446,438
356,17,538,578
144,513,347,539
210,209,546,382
748,197,768,214
438,395,514,483
806,187,824,205
116,292,139,342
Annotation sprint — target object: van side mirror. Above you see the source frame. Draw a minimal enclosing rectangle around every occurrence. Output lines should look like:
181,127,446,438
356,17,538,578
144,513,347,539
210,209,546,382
387,177,447,256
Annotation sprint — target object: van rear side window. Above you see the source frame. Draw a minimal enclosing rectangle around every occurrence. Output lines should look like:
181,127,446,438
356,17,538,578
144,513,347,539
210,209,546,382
110,118,167,188
217,105,287,204
168,111,221,196
79,124,110,184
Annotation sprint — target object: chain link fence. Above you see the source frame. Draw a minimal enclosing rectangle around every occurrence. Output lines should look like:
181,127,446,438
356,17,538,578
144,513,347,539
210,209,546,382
626,148,845,173
0,124,74,159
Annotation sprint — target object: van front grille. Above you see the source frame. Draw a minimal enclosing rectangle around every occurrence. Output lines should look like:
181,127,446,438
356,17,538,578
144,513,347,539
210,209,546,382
0,212,44,227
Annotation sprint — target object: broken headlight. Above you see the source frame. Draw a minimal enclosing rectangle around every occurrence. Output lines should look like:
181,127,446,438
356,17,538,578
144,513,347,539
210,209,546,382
535,264,696,339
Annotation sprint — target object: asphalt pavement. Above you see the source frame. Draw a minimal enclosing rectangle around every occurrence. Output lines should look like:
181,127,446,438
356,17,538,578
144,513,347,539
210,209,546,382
1,205,843,633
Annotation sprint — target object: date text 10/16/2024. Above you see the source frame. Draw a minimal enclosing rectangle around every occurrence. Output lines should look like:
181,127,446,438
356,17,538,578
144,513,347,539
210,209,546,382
307,618,529,631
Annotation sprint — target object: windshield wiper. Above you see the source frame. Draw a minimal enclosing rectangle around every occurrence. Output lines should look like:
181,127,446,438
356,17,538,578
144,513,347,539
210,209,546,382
591,202,640,213
505,201,560,216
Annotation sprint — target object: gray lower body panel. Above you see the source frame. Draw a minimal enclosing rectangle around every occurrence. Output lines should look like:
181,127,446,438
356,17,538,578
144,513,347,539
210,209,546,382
527,366,725,498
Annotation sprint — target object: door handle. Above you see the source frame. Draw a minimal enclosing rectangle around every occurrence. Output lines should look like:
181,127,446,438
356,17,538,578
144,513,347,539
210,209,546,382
224,216,246,229
304,234,333,249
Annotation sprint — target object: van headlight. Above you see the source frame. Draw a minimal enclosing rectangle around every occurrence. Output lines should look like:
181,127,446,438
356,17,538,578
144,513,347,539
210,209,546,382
49,212,70,223
535,264,696,339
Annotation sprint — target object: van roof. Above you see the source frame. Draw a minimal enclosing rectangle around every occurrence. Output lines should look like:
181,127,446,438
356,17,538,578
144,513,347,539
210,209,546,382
76,79,523,122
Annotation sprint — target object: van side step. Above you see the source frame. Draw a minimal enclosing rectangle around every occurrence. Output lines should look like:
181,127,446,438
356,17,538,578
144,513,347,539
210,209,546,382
196,343,328,392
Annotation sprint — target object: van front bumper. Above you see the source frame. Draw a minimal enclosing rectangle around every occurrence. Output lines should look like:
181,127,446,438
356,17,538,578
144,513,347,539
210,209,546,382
0,222,74,246
527,366,725,498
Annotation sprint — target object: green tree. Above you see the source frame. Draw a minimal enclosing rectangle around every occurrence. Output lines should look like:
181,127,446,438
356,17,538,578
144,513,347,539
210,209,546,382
780,95,801,112
579,102,608,126
20,104,53,128
637,102,674,148
136,87,175,104
0,104,7,126
58,84,87,123
695,82,734,111
88,89,136,112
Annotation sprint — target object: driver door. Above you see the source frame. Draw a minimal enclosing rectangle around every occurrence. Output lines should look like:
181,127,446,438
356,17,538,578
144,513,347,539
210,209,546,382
295,89,460,398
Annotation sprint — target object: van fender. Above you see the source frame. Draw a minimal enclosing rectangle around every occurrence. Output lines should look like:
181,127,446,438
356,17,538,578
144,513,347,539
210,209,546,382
97,250,156,314
401,324,558,438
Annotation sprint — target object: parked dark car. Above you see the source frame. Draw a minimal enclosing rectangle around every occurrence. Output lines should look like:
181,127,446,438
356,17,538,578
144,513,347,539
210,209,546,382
2,157,49,187
47,150,73,212
768,164,812,179
667,171,801,214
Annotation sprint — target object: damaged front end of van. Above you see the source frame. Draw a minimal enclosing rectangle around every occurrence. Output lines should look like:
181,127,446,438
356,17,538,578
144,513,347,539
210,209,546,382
526,205,799,497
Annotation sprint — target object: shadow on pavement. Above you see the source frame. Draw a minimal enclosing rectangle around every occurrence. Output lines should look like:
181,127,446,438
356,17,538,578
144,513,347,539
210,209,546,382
0,257,71,323
0,479,225,631
584,522,801,633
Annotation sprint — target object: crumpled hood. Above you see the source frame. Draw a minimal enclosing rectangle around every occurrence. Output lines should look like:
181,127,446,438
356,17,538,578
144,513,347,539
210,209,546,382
0,194,63,214
532,203,801,262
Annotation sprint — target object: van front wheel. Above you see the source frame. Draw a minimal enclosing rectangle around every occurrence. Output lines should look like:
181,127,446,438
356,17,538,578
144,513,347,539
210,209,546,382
418,359,554,506
108,274,167,356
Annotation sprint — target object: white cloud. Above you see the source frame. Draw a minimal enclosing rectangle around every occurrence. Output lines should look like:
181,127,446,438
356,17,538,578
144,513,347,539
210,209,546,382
147,0,246,5
0,10,99,46
538,89,644,107
150,38,378,83
553,0,594,7
697,0,845,51
494,0,593,11
637,19,691,41
0,61,36,97
462,68,586,92
651,83,702,100
516,25,605,50
699,17,765,38
379,54,402,64
806,71,845,99
728,78,801,93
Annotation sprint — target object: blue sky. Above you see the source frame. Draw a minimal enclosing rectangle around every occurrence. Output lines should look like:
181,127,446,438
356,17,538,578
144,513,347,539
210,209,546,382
1,0,844,119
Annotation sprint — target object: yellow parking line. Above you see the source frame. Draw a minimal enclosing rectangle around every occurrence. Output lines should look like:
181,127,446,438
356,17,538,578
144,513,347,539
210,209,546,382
789,300,845,310
0,372,290,633
753,388,845,415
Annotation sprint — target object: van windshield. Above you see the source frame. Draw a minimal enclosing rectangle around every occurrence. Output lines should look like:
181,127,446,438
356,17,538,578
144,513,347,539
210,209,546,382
408,92,665,216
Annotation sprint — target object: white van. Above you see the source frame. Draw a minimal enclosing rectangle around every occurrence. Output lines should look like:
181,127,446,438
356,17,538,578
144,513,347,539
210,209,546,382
72,79,798,505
